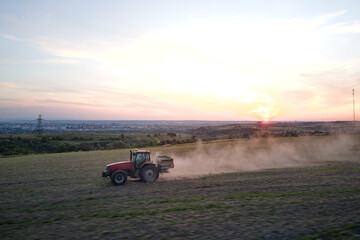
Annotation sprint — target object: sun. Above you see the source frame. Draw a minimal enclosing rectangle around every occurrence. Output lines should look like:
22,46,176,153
251,105,280,122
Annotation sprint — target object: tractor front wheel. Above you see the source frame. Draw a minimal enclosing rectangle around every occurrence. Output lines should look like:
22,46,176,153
111,170,127,185
140,165,159,183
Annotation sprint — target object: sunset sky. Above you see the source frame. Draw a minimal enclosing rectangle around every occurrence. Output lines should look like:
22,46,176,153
1,0,359,121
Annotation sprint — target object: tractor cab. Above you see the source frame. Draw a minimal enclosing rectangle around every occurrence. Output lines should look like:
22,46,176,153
130,150,151,169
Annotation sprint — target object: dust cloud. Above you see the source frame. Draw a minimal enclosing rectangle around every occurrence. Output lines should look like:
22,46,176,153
160,135,358,179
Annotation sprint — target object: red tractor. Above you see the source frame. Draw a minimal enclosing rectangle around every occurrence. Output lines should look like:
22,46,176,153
102,150,174,185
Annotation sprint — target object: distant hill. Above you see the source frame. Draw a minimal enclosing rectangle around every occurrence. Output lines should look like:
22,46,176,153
188,121,357,140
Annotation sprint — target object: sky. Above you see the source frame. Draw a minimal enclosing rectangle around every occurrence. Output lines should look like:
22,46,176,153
0,0,360,121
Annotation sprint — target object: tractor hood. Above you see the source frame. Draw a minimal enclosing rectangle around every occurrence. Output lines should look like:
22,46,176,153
107,161,133,171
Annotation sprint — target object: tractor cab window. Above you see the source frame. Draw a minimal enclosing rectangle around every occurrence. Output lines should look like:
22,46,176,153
135,153,149,169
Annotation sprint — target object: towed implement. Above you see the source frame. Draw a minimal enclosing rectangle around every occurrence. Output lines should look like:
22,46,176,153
102,150,174,185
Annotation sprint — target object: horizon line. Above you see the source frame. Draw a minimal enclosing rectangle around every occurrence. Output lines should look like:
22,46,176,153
0,119,357,123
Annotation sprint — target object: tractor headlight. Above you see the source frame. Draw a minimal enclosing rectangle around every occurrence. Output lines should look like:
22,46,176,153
102,166,112,178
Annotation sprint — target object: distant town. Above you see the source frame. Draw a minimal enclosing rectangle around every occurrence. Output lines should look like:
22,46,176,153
0,119,245,134
0,119,358,136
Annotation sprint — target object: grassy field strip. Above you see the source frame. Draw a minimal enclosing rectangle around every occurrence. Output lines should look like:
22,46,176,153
218,188,360,199
200,165,360,181
1,202,227,229
78,202,227,219
2,187,360,214
2,187,360,230
302,222,360,239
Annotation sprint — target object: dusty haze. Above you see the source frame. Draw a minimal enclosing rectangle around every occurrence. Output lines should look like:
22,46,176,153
159,135,358,179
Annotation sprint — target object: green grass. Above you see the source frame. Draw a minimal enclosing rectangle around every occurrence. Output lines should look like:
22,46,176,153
0,202,228,227
303,222,360,240
219,188,360,200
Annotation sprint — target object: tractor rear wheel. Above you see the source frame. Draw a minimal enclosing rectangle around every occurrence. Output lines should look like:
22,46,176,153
111,170,127,185
140,165,159,183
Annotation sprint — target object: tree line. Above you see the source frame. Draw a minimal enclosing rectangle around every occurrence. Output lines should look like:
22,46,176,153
0,133,196,157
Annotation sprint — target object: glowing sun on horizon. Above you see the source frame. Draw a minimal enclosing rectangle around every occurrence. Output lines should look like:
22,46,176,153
251,105,280,122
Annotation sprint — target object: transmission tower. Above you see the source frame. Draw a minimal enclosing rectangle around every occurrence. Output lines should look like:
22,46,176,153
36,114,44,135
354,89,357,131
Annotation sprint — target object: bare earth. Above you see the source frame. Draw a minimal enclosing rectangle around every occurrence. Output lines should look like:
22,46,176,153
1,136,360,239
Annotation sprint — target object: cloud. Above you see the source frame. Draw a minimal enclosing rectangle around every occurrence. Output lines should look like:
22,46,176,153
1,33,23,42
312,9,347,27
0,82,18,89
299,62,360,93
22,11,351,60
318,21,360,35
30,58,79,64
18,9,357,90
0,58,79,65
44,99,101,107
1,33,79,65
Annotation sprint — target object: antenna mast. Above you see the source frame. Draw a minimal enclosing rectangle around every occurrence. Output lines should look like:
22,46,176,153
353,89,357,131
353,89,356,122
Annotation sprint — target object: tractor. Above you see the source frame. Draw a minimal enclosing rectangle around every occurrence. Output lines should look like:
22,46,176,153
102,150,174,185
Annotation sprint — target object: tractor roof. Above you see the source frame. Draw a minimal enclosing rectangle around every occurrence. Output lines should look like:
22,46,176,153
134,150,151,154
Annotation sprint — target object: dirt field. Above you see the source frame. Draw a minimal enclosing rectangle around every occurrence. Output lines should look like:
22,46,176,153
1,135,360,239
